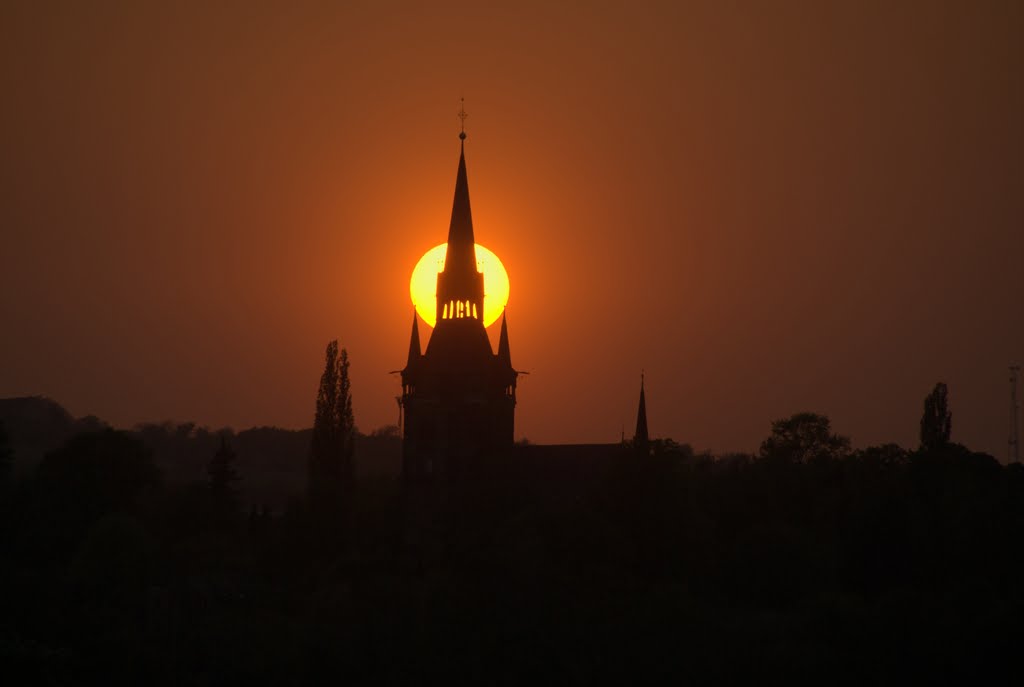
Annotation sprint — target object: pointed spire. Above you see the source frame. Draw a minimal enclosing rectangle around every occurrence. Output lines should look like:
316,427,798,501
446,100,476,275
497,310,512,366
434,133,485,326
634,372,649,451
433,123,485,326
406,312,421,368
445,140,476,269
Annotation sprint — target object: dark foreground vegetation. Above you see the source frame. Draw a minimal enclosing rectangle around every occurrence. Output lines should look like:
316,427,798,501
1,399,1022,685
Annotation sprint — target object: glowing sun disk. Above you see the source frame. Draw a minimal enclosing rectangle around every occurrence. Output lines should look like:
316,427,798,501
410,243,509,328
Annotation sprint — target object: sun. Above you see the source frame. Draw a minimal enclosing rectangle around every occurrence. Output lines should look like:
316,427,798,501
410,243,509,328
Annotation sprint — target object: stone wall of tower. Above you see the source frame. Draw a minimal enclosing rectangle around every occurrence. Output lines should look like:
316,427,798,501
401,386,515,482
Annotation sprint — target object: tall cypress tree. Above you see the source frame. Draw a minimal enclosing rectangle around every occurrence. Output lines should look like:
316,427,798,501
308,341,355,508
920,382,952,452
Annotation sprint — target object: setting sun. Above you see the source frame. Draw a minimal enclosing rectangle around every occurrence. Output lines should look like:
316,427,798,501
410,243,509,328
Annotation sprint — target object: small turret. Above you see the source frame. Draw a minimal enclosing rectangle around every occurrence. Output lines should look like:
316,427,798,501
497,311,512,367
405,312,421,369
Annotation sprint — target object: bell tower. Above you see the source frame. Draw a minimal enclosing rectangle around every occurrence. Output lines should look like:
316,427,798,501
400,130,517,481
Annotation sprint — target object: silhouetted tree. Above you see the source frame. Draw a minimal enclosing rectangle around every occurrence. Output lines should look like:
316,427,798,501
920,382,952,451
308,341,355,508
650,437,694,459
854,442,909,468
208,434,240,515
34,430,160,549
759,412,851,464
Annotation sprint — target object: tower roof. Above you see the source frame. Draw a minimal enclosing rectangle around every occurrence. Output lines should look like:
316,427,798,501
444,140,477,274
427,136,490,357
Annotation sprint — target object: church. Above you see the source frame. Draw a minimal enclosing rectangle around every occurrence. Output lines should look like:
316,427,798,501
399,129,647,482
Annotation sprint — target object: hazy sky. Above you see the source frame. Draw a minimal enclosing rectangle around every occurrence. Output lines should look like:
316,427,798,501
2,1,1022,458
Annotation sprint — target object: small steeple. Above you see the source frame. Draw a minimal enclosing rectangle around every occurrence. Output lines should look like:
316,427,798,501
405,312,421,368
497,310,512,367
634,372,649,452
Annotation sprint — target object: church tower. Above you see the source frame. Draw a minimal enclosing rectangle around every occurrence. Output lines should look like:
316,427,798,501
400,132,517,481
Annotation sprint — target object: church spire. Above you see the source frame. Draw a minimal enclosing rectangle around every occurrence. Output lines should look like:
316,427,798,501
634,373,649,452
445,98,477,275
434,123,485,325
445,139,476,270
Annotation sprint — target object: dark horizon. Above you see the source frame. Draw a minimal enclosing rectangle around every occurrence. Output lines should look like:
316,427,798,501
2,379,1022,683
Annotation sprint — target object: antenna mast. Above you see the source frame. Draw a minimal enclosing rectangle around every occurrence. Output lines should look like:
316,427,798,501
1011,365,1020,463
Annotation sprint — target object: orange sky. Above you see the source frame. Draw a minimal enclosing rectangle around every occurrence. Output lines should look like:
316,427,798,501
2,1,1022,458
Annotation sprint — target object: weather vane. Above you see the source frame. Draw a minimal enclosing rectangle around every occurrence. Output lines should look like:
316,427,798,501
458,97,468,140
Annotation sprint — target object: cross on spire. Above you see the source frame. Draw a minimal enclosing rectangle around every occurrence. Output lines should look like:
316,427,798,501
458,98,468,140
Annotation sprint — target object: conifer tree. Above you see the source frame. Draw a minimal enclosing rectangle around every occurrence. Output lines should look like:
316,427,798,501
208,434,240,514
308,341,355,507
920,382,952,451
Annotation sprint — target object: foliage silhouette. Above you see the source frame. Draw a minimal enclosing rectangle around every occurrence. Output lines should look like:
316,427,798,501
1,401,1022,684
34,429,160,533
759,412,851,464
920,381,953,451
308,341,355,511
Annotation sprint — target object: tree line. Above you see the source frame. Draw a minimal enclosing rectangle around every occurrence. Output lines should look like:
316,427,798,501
0,352,1021,684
